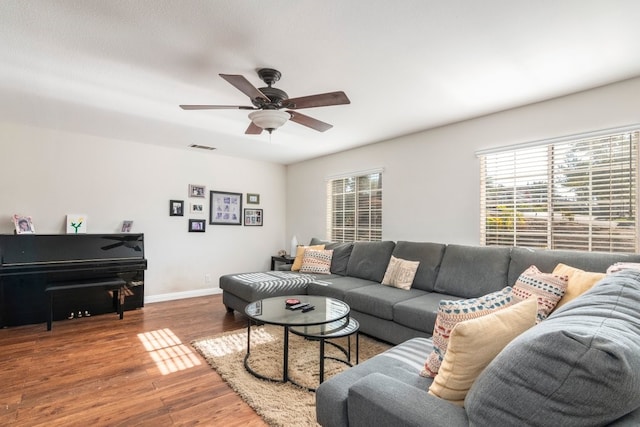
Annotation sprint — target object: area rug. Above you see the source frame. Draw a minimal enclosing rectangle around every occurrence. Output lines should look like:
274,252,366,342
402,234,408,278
191,324,391,426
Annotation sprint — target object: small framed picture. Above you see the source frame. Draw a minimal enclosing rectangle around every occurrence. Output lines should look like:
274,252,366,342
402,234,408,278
189,184,206,198
121,220,133,232
13,214,35,234
210,190,242,225
244,208,263,226
190,202,204,213
170,200,184,216
189,219,206,232
246,193,260,204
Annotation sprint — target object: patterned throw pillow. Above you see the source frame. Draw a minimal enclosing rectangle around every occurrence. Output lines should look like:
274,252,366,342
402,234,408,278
421,287,514,378
300,249,333,274
291,244,325,271
512,265,568,322
381,256,420,290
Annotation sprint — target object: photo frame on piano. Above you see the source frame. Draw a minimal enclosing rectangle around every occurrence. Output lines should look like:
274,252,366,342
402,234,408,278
13,214,35,234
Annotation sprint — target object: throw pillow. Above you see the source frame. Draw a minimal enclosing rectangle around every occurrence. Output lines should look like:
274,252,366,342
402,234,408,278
381,255,420,290
300,249,333,274
512,265,568,322
421,287,514,378
291,244,325,271
607,262,640,274
428,297,538,405
552,263,605,310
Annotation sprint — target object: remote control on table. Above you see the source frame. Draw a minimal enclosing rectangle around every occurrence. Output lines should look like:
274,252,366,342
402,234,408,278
288,302,310,310
302,305,315,313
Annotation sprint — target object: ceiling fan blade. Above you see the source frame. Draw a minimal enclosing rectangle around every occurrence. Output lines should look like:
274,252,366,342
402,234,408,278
219,74,269,103
245,121,263,135
283,91,350,109
180,105,255,110
287,111,333,132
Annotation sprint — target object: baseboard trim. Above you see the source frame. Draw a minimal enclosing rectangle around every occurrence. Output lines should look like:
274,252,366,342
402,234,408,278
144,288,222,304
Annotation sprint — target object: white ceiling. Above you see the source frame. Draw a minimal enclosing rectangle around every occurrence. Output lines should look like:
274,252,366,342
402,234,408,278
2,1,640,165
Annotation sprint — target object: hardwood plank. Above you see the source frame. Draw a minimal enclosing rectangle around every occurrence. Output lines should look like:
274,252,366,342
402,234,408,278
0,294,267,426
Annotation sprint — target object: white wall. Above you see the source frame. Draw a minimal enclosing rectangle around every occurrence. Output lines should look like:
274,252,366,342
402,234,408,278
287,77,640,246
0,123,287,301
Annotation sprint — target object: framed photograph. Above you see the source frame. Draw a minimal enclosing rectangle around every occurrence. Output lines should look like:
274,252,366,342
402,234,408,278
189,184,206,198
190,202,204,214
66,214,87,234
246,193,260,204
209,190,242,225
13,214,35,234
244,208,263,226
170,200,184,216
189,219,206,232
121,220,133,232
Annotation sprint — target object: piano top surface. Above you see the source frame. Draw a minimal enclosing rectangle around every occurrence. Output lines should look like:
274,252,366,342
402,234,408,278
0,233,145,267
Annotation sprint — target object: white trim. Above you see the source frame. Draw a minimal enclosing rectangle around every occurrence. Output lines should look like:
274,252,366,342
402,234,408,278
325,167,384,181
144,287,222,304
475,124,640,157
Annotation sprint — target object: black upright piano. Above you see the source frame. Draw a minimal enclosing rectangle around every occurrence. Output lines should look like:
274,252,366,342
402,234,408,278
0,233,147,328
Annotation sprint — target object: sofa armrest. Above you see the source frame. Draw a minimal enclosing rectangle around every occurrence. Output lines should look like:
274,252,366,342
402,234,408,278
347,373,468,427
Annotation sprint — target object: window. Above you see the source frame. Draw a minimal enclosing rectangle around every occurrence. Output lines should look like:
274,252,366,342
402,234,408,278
326,171,382,242
479,128,638,253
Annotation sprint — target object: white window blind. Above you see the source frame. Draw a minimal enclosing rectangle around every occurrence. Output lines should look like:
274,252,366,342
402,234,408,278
480,130,638,253
326,172,382,242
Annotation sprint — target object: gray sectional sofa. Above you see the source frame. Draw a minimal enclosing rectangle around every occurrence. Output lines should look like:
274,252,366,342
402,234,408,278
219,239,640,426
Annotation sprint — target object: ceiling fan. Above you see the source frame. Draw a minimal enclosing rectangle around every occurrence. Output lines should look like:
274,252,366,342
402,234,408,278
180,68,350,134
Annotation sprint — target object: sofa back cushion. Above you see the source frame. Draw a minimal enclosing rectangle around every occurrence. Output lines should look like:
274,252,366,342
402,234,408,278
507,247,640,286
324,242,354,276
465,270,640,426
433,245,511,298
346,241,396,282
390,241,446,292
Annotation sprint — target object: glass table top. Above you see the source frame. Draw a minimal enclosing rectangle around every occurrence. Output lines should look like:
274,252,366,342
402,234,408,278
245,295,350,327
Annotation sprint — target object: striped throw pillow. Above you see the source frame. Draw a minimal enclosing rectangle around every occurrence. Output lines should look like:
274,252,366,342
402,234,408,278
512,265,568,322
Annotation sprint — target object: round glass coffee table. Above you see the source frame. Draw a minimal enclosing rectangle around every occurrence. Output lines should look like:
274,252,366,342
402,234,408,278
244,295,351,389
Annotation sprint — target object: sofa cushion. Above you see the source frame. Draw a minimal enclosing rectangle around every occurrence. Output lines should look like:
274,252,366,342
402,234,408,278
325,242,354,275
316,337,433,427
507,246,640,286
345,285,427,321
346,241,396,282
433,245,511,298
422,287,514,377
381,256,420,290
393,292,459,334
299,249,333,274
552,263,605,310
512,265,568,322
390,241,446,292
466,270,640,426
306,276,375,301
428,297,537,405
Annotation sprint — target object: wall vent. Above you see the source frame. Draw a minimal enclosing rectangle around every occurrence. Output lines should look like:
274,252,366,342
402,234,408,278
189,144,216,151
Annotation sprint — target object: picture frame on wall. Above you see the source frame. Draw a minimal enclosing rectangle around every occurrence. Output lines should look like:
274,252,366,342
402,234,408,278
189,184,206,198
244,208,263,226
209,190,242,225
190,202,204,214
189,219,206,232
246,193,260,204
170,200,184,216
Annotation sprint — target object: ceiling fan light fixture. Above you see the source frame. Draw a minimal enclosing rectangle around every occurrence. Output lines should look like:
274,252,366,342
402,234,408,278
248,110,290,133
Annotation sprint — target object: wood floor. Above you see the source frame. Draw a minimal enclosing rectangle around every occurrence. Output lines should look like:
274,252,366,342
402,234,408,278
0,294,268,426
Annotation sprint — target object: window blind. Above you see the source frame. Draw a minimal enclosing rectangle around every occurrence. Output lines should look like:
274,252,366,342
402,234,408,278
480,130,638,253
326,172,382,242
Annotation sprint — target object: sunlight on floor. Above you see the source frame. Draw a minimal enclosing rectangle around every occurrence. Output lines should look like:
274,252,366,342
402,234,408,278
138,328,201,375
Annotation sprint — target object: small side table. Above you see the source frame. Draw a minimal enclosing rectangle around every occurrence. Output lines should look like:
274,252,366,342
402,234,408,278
271,255,295,270
290,317,360,387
